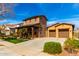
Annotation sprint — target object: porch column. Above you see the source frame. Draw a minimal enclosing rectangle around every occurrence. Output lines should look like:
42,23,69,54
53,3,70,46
69,28,73,38
38,27,40,37
48,30,49,37
56,28,58,38
31,27,34,39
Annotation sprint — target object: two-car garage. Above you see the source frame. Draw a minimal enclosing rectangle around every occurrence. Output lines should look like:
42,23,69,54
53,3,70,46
47,23,74,38
49,29,69,38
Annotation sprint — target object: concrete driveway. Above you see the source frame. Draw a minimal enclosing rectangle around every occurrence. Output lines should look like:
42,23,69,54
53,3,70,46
0,40,19,56
0,38,66,56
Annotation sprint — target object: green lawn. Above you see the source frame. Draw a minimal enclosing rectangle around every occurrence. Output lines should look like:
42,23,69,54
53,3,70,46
6,39,24,44
3,37,25,44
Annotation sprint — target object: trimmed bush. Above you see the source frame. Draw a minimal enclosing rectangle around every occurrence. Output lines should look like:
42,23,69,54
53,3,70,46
43,42,62,54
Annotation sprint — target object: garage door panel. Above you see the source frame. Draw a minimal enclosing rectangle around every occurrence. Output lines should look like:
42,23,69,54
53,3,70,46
49,30,56,37
58,29,69,38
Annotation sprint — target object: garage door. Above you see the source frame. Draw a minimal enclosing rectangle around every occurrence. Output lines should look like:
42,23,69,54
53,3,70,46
58,29,69,38
49,30,56,37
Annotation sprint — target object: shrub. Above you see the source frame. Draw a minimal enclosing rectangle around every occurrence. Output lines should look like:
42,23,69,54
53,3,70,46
43,42,62,54
2,37,24,44
64,38,79,53
3,37,17,41
64,38,79,49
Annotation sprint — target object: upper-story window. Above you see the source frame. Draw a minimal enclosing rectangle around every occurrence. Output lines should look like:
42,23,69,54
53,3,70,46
27,20,30,23
35,18,37,22
30,20,31,22
35,17,39,23
32,19,35,23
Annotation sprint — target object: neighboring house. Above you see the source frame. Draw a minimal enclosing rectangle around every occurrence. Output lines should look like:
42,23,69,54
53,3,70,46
3,24,19,35
46,23,74,38
0,26,3,32
16,15,47,39
0,25,5,34
4,27,10,35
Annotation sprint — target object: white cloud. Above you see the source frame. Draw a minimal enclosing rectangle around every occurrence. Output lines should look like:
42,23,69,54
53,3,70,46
47,17,79,29
0,19,7,22
47,21,58,26
47,17,59,26
0,19,22,25
6,19,22,24
63,20,79,28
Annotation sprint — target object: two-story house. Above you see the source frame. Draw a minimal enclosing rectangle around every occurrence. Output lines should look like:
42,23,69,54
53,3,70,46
16,15,47,39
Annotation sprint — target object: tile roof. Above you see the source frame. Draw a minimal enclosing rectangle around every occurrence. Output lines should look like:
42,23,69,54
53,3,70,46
23,15,48,21
47,23,74,28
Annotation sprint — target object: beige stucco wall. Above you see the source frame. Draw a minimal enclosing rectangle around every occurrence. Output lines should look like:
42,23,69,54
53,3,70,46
47,24,73,38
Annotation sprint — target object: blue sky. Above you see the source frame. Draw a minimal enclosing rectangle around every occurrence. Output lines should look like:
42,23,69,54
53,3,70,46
0,3,79,28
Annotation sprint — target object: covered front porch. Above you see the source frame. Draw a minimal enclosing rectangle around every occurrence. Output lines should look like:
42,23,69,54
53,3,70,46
17,24,42,39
